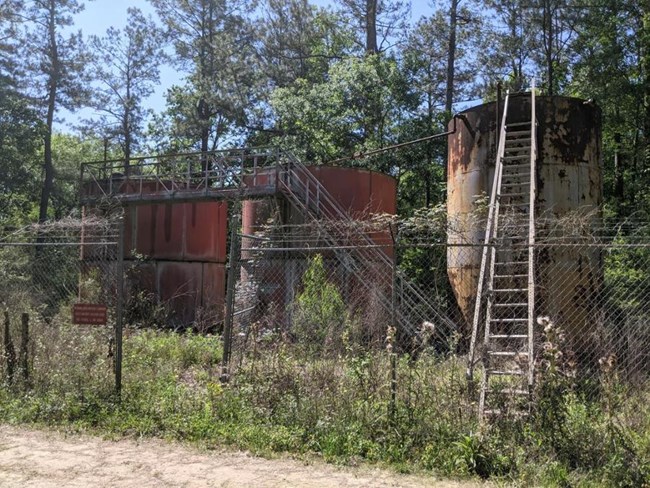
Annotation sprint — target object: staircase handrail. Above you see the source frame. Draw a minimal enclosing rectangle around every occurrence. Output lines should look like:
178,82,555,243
467,90,510,381
527,80,537,388
277,152,457,337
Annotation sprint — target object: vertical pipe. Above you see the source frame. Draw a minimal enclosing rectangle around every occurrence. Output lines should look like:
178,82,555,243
496,81,502,149
115,217,125,398
79,205,86,301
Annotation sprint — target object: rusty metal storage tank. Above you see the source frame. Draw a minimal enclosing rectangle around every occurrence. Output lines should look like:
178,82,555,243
240,166,397,324
447,94,603,350
122,200,228,327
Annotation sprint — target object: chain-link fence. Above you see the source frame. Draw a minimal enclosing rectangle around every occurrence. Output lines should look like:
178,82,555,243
225,210,650,398
3,209,649,407
0,217,122,394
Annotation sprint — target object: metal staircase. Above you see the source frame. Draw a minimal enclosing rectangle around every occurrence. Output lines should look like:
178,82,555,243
276,153,457,342
467,83,537,420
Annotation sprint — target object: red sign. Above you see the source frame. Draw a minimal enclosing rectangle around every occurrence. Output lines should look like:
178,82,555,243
73,303,108,325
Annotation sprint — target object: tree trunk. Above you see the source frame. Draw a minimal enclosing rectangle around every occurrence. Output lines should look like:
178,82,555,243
643,0,650,172
38,0,58,224
445,0,458,115
123,80,132,176
365,0,378,54
543,0,554,96
614,131,624,213
198,98,211,172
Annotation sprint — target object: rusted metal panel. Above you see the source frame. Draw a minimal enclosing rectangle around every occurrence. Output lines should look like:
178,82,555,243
130,201,227,263
123,206,136,258
202,263,226,319
185,202,228,263
447,95,603,344
157,261,203,325
133,203,184,259
370,170,398,215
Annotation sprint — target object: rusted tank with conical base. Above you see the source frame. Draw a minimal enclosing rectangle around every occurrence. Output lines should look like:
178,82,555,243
447,94,603,355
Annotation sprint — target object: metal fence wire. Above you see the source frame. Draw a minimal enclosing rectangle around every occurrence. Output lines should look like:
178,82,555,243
228,212,650,394
0,217,121,393
2,210,649,405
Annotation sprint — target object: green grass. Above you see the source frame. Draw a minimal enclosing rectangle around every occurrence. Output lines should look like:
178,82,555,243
1,322,649,486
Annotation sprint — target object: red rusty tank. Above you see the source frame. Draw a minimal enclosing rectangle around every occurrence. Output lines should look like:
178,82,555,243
240,166,397,325
123,200,228,328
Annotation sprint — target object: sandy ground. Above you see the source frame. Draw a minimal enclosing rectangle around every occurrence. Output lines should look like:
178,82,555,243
0,425,486,488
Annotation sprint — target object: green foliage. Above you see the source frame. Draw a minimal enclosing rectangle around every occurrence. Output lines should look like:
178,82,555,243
1,320,650,486
270,55,415,167
0,82,44,227
291,254,348,354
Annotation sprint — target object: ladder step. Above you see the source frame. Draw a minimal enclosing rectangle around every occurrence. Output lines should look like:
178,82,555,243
506,122,531,128
505,146,531,151
496,261,528,266
488,351,529,357
502,182,528,188
494,274,528,278
487,388,529,396
500,192,528,197
490,318,528,323
500,203,529,208
495,233,528,238
492,288,527,293
483,409,529,418
503,155,528,161
488,370,525,376
506,130,531,137
493,303,528,307
489,334,529,339
502,163,529,169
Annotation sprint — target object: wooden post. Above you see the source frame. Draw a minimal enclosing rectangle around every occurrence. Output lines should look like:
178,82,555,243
389,223,398,423
3,310,16,385
115,217,125,397
221,213,241,383
19,313,29,385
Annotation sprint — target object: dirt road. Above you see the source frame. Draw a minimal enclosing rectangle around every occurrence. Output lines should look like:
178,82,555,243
0,425,484,488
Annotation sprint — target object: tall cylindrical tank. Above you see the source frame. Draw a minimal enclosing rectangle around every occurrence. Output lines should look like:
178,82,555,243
240,166,397,328
447,94,603,351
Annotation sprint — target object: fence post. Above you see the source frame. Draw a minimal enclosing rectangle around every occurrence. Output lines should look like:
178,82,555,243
221,213,241,383
389,223,398,423
20,313,29,386
3,310,16,385
115,217,125,398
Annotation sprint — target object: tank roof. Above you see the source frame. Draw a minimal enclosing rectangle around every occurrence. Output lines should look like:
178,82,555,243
457,93,599,117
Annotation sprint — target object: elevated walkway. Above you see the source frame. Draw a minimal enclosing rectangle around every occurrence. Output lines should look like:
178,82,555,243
80,148,282,205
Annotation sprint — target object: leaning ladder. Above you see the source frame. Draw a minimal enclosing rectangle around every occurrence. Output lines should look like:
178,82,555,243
467,82,537,420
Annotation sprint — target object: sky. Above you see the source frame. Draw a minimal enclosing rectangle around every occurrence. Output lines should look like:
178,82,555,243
64,0,436,129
